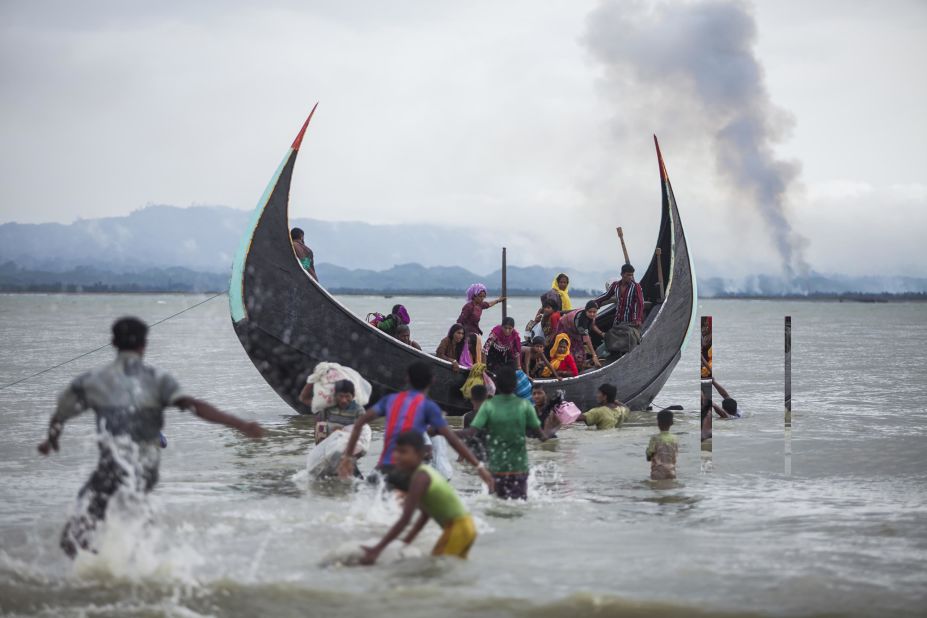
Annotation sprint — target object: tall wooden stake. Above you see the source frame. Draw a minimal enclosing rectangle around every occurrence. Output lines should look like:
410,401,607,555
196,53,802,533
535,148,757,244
785,316,792,475
701,315,713,469
501,247,508,320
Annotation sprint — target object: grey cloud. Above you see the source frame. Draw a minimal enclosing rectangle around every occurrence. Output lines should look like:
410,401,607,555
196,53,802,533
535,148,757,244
584,0,808,278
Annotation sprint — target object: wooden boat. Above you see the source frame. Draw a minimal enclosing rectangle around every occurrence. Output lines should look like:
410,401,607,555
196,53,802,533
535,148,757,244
229,106,695,413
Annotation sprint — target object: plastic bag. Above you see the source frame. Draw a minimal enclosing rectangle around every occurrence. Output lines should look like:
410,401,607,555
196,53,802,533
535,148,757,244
554,401,582,426
430,435,454,481
482,371,496,397
306,424,371,478
306,362,373,413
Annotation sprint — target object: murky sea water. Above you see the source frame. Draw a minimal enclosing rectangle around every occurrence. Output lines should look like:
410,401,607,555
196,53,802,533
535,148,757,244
1,294,925,617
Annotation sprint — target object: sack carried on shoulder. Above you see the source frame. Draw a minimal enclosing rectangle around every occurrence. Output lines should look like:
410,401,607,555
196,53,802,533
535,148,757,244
605,323,642,355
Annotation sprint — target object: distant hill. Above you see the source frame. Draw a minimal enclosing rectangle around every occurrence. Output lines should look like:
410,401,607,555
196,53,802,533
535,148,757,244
2,205,926,297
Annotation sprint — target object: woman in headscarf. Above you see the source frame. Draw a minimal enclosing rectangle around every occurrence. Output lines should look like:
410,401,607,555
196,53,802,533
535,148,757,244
557,300,603,370
551,273,572,312
457,283,505,338
482,317,522,374
540,333,579,378
435,323,467,372
376,304,411,336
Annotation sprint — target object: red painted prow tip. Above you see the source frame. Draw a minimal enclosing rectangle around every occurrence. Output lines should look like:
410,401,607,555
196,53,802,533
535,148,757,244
291,102,319,151
653,134,668,181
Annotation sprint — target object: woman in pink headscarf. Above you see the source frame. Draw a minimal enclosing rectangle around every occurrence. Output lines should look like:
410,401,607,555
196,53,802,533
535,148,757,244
483,317,522,374
456,283,505,339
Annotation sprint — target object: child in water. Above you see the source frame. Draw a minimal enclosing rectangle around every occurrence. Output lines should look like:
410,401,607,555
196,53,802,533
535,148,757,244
646,409,678,480
360,430,477,564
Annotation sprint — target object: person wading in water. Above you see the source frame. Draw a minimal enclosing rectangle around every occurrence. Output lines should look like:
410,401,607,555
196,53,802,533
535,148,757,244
38,317,263,557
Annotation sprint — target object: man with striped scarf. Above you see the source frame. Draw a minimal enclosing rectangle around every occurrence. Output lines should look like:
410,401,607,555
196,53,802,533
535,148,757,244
594,264,645,359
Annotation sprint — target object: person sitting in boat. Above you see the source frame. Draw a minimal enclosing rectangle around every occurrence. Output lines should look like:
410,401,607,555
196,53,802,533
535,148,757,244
290,227,318,281
312,379,366,445
457,283,505,339
435,324,467,371
594,264,644,359
396,324,423,351
540,333,578,378
376,304,411,337
483,317,522,374
525,299,561,347
557,301,603,371
577,384,629,430
550,273,572,312
522,336,559,380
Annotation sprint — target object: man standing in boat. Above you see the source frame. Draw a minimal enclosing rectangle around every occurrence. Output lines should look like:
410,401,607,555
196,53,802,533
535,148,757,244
595,264,645,358
290,227,318,281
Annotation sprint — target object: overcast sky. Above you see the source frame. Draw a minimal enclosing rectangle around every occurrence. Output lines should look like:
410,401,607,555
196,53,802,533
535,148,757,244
1,0,924,277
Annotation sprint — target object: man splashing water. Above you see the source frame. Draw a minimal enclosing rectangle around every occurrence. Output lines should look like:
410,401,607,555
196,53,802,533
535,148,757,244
37,317,263,557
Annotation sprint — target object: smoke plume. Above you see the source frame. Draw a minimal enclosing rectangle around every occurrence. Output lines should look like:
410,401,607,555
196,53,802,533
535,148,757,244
584,0,809,278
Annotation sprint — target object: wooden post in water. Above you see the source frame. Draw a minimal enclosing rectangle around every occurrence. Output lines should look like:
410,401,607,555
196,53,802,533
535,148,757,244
700,315,713,469
655,247,665,301
785,315,792,475
501,247,508,320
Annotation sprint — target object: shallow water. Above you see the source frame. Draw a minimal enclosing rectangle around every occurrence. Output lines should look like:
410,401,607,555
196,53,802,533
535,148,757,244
1,294,925,617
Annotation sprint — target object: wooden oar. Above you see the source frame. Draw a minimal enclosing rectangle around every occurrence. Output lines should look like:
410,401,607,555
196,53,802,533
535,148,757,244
616,227,631,265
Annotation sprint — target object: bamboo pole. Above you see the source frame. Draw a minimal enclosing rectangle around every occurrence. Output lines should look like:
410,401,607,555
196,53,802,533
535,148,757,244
701,315,713,467
616,227,631,265
501,247,508,320
785,315,792,475
655,247,665,301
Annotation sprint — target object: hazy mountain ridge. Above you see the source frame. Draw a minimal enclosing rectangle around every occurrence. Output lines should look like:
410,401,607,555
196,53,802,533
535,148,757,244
2,205,926,296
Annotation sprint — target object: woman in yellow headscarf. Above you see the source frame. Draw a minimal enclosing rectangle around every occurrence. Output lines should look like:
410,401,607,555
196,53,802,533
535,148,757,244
551,273,572,312
541,333,578,378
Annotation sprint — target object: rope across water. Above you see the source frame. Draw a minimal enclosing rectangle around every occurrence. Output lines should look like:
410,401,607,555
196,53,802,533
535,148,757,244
0,293,224,391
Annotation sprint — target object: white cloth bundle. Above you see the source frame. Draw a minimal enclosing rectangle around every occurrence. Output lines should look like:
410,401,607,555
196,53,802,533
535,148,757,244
306,362,373,414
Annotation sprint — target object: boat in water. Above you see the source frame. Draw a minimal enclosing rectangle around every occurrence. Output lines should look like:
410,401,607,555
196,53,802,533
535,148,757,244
229,106,696,413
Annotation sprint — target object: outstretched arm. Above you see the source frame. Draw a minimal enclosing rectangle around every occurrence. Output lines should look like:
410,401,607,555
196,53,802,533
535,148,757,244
361,471,429,565
338,409,378,478
39,381,90,455
175,397,263,438
712,379,731,400
712,402,731,418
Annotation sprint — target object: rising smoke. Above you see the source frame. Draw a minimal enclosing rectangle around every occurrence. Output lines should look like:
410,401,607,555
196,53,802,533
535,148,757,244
584,0,809,279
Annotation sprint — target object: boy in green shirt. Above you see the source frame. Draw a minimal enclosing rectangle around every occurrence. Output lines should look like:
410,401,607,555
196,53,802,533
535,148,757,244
578,383,629,430
464,366,556,500
646,409,679,480
360,430,477,564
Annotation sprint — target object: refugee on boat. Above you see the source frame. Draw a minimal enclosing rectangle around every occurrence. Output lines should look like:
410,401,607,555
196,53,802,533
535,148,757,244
557,301,603,370
483,317,523,374
457,283,505,338
435,324,467,371
290,227,318,281
525,299,561,347
374,304,411,337
550,273,573,312
38,317,263,558
594,264,645,358
460,367,559,500
540,333,578,379
396,324,422,351
338,362,493,492
577,384,629,430
646,409,678,481
522,336,560,380
359,430,477,565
